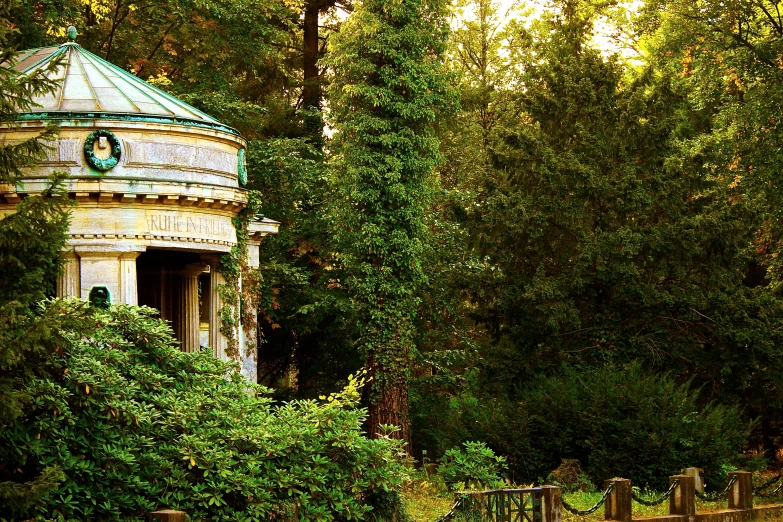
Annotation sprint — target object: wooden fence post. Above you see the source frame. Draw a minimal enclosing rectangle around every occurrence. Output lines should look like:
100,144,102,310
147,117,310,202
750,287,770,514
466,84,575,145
541,486,562,522
604,478,632,522
669,474,695,516
681,467,704,493
728,471,752,510
475,492,486,521
150,510,187,522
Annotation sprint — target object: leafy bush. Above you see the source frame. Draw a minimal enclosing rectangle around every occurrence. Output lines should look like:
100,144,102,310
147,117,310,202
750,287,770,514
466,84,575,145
0,299,408,521
487,363,750,489
438,441,507,490
414,363,749,490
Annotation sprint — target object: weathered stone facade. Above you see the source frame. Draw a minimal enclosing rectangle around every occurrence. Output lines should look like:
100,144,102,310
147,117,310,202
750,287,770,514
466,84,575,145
0,32,277,381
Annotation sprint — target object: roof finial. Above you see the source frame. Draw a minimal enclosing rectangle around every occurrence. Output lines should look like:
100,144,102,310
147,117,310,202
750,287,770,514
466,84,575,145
66,26,77,42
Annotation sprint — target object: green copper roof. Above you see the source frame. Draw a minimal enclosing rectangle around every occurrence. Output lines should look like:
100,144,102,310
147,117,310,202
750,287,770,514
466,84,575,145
5,41,239,136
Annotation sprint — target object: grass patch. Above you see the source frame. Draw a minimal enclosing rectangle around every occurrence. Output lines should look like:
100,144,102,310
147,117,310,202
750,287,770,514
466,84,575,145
402,478,456,522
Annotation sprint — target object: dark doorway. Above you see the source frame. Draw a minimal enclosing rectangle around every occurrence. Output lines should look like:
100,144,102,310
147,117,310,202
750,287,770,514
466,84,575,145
136,249,211,350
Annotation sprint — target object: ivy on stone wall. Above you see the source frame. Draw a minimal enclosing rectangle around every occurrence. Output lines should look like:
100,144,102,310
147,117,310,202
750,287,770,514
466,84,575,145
216,190,262,362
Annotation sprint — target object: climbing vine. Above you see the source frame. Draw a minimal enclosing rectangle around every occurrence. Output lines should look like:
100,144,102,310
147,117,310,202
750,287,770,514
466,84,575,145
326,0,454,444
216,190,262,361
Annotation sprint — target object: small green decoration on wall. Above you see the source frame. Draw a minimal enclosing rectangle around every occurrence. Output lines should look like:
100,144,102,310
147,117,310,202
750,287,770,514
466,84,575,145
237,148,247,186
84,130,121,171
88,286,111,309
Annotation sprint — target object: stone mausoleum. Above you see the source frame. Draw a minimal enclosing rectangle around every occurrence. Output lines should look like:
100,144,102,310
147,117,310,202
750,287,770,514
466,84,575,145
0,28,278,381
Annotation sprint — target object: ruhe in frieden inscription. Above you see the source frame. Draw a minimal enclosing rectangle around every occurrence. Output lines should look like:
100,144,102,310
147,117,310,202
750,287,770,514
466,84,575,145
146,213,231,237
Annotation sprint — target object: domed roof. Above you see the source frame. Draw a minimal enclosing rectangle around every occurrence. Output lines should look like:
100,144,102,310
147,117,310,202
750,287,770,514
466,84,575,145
6,37,237,135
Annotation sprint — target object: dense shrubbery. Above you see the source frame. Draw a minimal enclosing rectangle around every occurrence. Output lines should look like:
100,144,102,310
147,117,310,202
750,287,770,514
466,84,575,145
438,441,507,490
0,300,408,521
414,363,749,489
516,363,749,488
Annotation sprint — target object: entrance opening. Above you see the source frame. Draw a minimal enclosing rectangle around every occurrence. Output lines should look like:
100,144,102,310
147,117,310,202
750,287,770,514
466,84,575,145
136,250,212,352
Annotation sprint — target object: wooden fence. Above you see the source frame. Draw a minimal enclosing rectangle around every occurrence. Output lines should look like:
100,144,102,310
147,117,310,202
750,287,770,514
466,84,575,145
445,470,783,522
149,469,783,522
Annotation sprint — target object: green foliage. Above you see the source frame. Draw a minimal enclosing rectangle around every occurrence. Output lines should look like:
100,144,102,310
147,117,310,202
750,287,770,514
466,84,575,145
247,137,359,395
545,459,594,493
0,182,72,513
0,176,71,312
418,0,782,472
0,181,71,424
0,1,62,184
12,0,298,106
438,441,507,490
0,300,410,521
482,364,748,489
0,6,71,511
327,0,456,439
472,20,763,376
633,0,783,448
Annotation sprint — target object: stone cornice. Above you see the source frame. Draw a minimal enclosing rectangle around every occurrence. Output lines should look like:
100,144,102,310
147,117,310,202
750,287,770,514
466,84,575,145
248,218,280,242
0,118,246,149
0,178,248,211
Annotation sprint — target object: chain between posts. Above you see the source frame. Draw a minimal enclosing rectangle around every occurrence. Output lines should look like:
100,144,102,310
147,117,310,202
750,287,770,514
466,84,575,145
695,475,738,502
755,480,783,499
632,479,679,506
562,482,616,516
754,472,782,494
435,495,467,522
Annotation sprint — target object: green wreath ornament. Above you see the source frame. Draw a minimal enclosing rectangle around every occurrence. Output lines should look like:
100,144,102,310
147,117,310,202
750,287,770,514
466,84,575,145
237,148,247,186
84,130,121,172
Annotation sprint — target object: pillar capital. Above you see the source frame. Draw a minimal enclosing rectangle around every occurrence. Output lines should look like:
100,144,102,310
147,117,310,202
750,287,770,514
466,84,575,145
74,244,146,258
181,262,209,277
74,244,144,305
119,251,142,260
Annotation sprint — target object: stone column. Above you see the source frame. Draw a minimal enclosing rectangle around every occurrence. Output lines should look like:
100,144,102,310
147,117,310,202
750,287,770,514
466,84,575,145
242,244,260,382
57,251,80,298
173,263,206,353
75,246,144,305
203,255,228,360
669,474,695,516
119,252,140,305
237,272,258,383
159,265,170,321
247,238,261,270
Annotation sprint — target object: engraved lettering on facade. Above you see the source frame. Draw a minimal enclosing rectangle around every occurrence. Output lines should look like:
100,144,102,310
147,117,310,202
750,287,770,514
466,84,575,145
146,212,230,237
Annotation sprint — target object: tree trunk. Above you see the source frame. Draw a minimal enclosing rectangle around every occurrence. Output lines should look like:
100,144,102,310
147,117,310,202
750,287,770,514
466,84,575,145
303,2,321,113
302,0,336,143
367,360,412,452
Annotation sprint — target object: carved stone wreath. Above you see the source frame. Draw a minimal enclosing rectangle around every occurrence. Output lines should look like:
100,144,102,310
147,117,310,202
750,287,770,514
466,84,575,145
237,148,247,186
84,130,121,171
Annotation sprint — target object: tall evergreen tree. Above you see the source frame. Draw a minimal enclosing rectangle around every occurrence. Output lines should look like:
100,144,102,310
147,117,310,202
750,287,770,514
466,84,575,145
0,3,71,510
638,0,783,453
327,0,454,445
